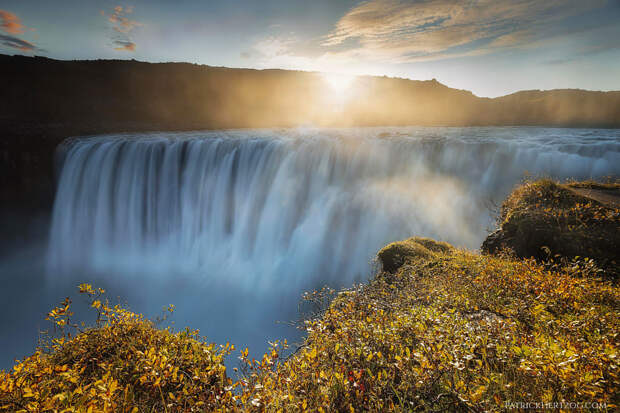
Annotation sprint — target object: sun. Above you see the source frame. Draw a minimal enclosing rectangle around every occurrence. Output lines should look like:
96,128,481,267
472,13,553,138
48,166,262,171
322,72,356,94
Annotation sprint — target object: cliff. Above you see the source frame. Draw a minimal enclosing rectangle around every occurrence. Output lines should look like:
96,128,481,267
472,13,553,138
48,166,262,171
482,179,620,278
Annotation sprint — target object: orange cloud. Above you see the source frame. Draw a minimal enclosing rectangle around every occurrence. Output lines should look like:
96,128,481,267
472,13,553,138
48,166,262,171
114,40,136,52
0,10,24,35
103,5,142,34
0,10,41,53
102,5,141,52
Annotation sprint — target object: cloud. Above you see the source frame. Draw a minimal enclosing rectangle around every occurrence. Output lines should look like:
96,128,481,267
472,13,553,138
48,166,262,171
0,33,36,51
114,40,136,52
106,5,141,34
246,34,376,76
323,0,607,62
248,35,327,70
0,10,41,53
253,36,297,58
0,10,24,35
102,5,142,52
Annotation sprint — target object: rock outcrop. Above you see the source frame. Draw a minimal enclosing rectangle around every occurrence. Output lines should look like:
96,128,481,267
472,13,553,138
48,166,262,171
482,179,620,278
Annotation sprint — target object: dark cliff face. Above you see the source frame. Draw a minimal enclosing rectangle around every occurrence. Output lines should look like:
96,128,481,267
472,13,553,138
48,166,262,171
1,54,619,215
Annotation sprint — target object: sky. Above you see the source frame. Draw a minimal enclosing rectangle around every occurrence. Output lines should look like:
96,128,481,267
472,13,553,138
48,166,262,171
1,0,619,97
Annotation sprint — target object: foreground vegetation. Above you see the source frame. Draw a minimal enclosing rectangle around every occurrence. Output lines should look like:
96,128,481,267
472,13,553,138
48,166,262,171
2,180,619,412
0,285,237,412
244,239,617,411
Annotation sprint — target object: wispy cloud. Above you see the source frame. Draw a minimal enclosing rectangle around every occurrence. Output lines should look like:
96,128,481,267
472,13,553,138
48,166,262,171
244,0,612,79
246,33,375,75
0,10,41,52
105,5,141,34
102,5,142,52
252,35,297,59
114,40,136,52
0,33,36,51
323,0,607,62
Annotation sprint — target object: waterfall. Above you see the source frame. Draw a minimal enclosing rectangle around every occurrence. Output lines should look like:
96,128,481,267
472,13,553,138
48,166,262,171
48,127,620,289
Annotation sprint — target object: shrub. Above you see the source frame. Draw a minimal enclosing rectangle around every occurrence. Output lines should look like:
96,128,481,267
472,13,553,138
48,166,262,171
2,236,618,412
247,245,619,412
0,285,237,412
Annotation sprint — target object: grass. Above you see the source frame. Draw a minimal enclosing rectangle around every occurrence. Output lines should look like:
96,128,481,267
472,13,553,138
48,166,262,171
565,179,620,190
1,179,619,412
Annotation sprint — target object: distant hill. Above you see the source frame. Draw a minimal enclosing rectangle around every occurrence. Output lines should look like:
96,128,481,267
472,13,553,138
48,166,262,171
1,54,619,212
2,54,619,129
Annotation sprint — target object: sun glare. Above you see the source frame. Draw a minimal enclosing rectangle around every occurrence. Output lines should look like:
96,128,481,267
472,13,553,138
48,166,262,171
322,72,356,94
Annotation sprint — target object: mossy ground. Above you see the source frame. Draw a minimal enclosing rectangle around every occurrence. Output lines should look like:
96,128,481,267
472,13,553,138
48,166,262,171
2,180,619,412
565,180,620,191
482,179,619,278
376,237,452,273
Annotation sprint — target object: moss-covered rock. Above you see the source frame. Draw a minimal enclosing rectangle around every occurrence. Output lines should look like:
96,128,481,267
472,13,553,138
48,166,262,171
482,179,620,277
377,237,452,273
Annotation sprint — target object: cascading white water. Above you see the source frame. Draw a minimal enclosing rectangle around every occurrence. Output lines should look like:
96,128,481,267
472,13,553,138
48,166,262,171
48,127,620,290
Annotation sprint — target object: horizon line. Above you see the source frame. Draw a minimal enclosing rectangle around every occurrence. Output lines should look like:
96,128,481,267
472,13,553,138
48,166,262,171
3,52,620,100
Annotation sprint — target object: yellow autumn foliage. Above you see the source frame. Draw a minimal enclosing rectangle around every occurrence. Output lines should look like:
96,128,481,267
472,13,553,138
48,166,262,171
244,249,618,411
0,287,237,412
1,179,618,412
